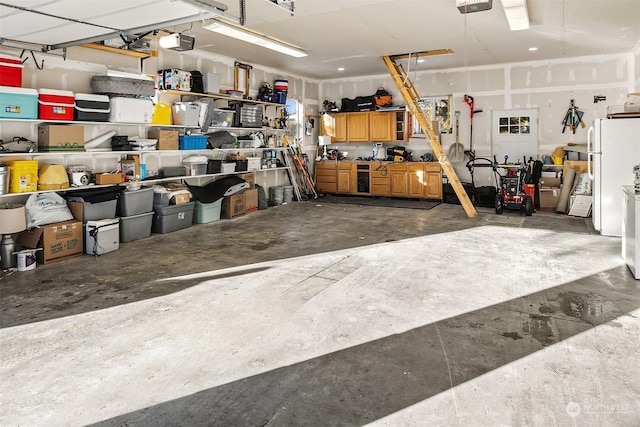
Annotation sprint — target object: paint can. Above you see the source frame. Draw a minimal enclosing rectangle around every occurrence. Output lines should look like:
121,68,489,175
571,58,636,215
16,249,38,271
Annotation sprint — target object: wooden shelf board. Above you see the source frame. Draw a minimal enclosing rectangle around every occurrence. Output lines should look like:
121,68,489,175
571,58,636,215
80,43,151,58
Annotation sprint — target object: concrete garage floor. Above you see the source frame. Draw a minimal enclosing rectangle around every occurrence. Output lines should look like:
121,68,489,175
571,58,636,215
1,201,639,426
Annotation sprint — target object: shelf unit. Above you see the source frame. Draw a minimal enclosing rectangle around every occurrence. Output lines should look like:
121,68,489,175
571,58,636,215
161,90,286,107
0,86,294,203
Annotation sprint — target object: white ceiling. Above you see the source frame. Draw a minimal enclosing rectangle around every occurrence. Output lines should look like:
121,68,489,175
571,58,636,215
1,0,639,79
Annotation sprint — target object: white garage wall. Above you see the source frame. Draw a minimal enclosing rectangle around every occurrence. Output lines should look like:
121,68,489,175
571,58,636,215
319,53,635,185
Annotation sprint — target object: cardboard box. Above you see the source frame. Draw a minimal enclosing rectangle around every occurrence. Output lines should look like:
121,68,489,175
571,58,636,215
147,129,179,150
244,188,258,212
37,125,84,152
539,177,561,188
539,187,561,210
237,172,255,188
221,192,246,219
120,154,142,181
18,219,83,264
95,172,124,185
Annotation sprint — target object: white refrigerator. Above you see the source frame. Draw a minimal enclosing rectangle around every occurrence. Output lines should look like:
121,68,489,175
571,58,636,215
588,118,640,237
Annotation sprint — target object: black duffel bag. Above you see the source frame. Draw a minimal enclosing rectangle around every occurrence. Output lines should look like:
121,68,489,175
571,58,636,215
340,95,376,112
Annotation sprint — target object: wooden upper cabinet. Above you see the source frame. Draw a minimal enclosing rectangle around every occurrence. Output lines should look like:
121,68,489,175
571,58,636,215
323,110,408,143
346,112,369,142
393,111,410,142
321,113,347,142
369,111,393,142
333,114,347,142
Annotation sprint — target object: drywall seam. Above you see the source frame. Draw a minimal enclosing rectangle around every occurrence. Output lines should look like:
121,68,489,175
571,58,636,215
504,65,512,109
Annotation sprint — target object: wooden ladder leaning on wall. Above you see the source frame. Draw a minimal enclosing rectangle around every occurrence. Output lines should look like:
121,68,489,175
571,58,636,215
381,51,477,218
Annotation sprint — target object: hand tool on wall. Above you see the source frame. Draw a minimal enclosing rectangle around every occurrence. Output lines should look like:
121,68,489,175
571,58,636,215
464,94,483,158
562,99,585,134
448,110,464,162
234,61,252,97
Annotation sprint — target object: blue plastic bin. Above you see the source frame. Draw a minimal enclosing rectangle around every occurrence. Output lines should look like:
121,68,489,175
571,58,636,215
179,134,208,150
0,86,38,119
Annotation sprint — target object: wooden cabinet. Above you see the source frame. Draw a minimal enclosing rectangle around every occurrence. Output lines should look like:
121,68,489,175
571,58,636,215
389,163,409,197
424,163,443,199
369,112,393,142
346,112,370,142
314,160,441,200
406,163,443,199
406,163,442,199
315,161,337,193
408,163,426,198
322,110,408,143
371,164,390,196
392,110,410,142
337,162,354,193
321,113,347,142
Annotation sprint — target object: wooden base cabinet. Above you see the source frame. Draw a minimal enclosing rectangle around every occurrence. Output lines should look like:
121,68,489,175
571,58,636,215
423,163,443,199
315,161,441,200
337,162,354,193
315,161,337,193
408,163,442,199
371,166,390,196
389,163,409,197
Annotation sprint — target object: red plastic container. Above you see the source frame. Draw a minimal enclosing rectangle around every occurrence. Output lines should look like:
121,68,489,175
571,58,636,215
38,89,75,121
0,54,24,87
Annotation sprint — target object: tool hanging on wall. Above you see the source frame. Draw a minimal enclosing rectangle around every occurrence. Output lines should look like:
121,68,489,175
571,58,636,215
233,61,252,98
448,110,464,163
562,99,585,134
463,94,483,159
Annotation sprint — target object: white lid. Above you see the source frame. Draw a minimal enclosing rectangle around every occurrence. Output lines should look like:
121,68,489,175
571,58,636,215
105,70,154,81
0,53,22,62
74,93,109,102
183,155,208,163
0,86,38,95
38,88,74,97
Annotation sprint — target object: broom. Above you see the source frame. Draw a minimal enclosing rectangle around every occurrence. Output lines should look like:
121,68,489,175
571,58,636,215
448,110,464,163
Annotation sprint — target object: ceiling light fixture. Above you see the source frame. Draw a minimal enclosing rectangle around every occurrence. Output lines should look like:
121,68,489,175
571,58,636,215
501,0,529,31
202,20,307,57
528,47,538,51
456,0,493,14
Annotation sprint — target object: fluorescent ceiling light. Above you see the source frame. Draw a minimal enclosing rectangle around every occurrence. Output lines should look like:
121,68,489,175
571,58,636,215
456,0,493,14
203,20,307,57
501,0,529,31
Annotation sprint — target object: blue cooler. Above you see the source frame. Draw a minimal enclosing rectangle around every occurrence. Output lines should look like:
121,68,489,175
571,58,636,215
0,86,38,119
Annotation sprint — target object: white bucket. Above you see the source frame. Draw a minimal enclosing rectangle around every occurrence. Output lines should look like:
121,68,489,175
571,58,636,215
16,249,38,271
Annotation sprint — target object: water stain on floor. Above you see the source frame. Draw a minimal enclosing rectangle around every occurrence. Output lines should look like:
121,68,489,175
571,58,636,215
501,332,523,340
523,314,555,346
558,291,620,324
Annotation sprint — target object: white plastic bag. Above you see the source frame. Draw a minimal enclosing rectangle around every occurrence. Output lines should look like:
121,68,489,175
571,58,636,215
25,193,74,228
